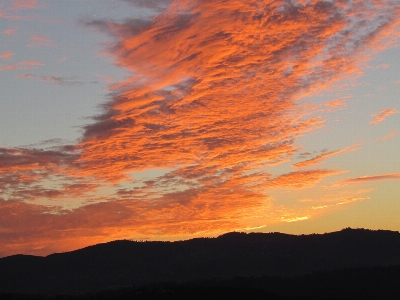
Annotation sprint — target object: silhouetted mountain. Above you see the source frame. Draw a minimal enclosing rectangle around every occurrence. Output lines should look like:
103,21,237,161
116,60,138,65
1,228,400,296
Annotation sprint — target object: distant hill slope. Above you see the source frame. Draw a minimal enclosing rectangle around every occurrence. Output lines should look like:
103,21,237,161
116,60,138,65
1,228,400,295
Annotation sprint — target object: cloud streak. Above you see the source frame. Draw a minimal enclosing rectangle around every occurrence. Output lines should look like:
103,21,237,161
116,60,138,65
0,60,43,71
28,35,56,47
9,0,37,10
293,145,359,168
370,109,398,124
267,170,344,189
3,27,18,35
324,99,347,111
377,131,397,141
0,51,14,59
341,173,400,183
17,74,98,85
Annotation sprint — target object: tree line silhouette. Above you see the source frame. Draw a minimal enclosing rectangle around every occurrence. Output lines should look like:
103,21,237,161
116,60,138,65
1,228,400,299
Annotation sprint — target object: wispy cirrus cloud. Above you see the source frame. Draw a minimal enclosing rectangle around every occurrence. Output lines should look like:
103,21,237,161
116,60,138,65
40,76,86,85
8,0,37,10
267,170,344,189
370,109,398,124
16,73,35,78
0,60,43,71
281,215,310,223
122,0,172,8
0,51,14,59
0,0,37,19
293,145,359,168
377,130,397,141
3,27,18,35
341,173,400,183
0,10,22,20
17,73,98,85
324,99,347,111
310,196,370,211
28,35,56,47
1,0,400,256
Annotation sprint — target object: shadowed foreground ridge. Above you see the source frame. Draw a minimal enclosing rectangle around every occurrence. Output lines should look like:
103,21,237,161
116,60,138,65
1,228,400,296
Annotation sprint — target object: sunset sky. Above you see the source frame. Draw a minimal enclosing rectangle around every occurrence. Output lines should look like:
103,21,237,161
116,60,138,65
1,0,399,257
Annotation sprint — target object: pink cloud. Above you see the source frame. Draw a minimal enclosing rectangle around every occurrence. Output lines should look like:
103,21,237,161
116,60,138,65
370,109,398,124
3,27,18,35
28,35,56,47
0,60,43,71
9,0,37,10
0,10,22,20
17,73,35,79
0,0,38,20
0,51,14,60
41,76,63,84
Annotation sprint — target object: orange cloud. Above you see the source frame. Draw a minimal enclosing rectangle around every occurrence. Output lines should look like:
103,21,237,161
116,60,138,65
0,186,266,257
325,99,346,108
293,145,359,167
340,173,400,183
324,99,347,111
80,0,386,182
267,170,343,189
370,109,398,124
377,130,397,141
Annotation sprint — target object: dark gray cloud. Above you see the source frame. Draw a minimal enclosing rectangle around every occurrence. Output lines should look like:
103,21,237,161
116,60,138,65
18,73,97,85
122,0,173,10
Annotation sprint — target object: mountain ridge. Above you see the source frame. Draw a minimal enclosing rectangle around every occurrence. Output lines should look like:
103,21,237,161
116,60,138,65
1,228,400,295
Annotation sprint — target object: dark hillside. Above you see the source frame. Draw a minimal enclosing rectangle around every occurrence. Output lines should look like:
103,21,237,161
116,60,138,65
2,265,400,300
1,228,400,295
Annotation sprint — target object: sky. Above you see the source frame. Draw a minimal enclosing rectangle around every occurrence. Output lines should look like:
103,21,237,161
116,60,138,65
0,0,399,257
